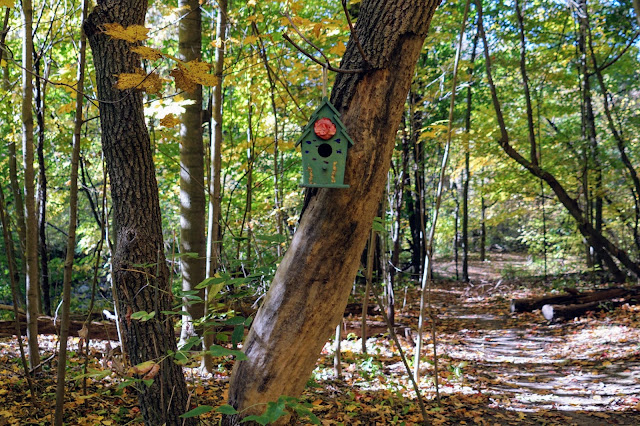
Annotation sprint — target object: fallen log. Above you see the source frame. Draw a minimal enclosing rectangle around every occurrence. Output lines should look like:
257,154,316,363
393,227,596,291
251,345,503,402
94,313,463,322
511,287,635,313
542,296,639,321
511,294,576,313
0,316,119,341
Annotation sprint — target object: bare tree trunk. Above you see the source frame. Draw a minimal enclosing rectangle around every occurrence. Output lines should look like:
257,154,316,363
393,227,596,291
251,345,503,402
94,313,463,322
204,0,228,373
387,129,409,326
34,54,51,316
251,20,284,255
178,0,207,346
54,1,87,422
361,229,375,354
22,0,40,369
461,26,478,283
577,0,603,269
84,2,194,424
223,1,441,422
480,189,486,262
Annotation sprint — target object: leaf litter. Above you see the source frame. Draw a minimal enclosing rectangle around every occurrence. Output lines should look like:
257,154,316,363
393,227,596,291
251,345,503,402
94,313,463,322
0,258,639,424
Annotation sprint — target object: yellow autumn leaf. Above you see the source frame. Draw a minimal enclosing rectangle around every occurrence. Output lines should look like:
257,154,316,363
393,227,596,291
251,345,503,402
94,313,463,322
159,113,181,128
329,42,346,56
0,0,14,8
127,360,156,376
114,69,163,95
170,68,197,93
243,35,258,45
103,23,149,43
171,60,218,92
131,45,164,61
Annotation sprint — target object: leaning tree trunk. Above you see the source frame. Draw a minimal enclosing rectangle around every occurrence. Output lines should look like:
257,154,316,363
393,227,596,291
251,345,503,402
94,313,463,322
178,0,206,345
223,0,441,422
84,3,194,425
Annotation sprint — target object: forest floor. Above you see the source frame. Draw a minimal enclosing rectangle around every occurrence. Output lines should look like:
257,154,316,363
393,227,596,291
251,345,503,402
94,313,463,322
0,253,639,425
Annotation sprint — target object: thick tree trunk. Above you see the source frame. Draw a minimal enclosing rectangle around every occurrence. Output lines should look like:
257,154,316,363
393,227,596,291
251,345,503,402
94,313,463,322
84,3,194,425
223,0,441,422
22,0,40,369
178,0,206,345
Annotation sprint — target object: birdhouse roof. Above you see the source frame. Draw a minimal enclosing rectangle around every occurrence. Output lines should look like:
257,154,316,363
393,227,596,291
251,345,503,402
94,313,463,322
296,97,354,147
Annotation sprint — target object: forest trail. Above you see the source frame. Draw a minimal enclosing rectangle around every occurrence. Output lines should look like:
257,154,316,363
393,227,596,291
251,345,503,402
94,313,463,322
314,254,640,425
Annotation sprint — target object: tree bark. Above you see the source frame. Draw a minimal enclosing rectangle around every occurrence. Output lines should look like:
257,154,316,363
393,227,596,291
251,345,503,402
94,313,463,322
461,25,479,283
204,0,228,373
21,0,40,370
34,54,51,316
223,0,441,422
54,1,87,421
84,2,194,424
178,0,207,345
577,0,603,270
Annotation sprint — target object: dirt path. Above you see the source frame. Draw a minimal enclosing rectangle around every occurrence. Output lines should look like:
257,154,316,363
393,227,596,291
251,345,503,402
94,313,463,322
314,254,640,424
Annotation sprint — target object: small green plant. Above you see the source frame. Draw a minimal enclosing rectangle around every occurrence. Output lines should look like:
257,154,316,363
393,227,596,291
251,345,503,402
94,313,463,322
180,395,321,425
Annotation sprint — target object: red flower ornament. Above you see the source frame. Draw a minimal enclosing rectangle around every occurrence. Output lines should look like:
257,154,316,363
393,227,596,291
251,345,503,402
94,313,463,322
314,117,336,140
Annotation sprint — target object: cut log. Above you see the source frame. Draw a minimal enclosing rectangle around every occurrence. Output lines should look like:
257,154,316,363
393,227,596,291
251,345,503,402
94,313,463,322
511,287,636,313
542,297,639,321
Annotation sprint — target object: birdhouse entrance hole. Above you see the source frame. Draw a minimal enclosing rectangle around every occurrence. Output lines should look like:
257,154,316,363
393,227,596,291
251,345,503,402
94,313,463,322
318,143,332,158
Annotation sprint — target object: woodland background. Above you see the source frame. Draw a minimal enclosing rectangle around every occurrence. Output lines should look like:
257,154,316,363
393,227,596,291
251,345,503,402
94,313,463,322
0,0,639,424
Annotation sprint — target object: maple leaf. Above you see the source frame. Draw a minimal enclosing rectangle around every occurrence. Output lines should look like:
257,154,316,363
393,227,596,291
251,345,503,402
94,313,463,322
170,68,197,93
114,69,163,95
103,23,149,43
160,113,181,128
0,0,14,8
170,60,218,93
131,45,164,61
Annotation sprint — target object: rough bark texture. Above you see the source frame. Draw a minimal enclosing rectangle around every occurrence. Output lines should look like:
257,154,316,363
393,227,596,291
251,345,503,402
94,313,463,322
224,0,441,422
178,0,206,344
84,2,194,424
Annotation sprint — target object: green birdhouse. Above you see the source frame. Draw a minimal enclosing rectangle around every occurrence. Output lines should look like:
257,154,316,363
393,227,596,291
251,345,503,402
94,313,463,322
296,97,354,188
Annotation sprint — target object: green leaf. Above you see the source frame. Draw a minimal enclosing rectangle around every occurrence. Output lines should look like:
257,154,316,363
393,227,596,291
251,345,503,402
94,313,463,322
179,405,214,418
372,216,386,233
207,345,248,360
241,415,270,425
224,316,246,325
216,405,238,415
179,336,201,351
130,311,156,321
232,325,244,347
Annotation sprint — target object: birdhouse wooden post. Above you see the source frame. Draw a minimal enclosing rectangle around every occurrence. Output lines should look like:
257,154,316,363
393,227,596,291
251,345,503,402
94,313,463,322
296,97,354,188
